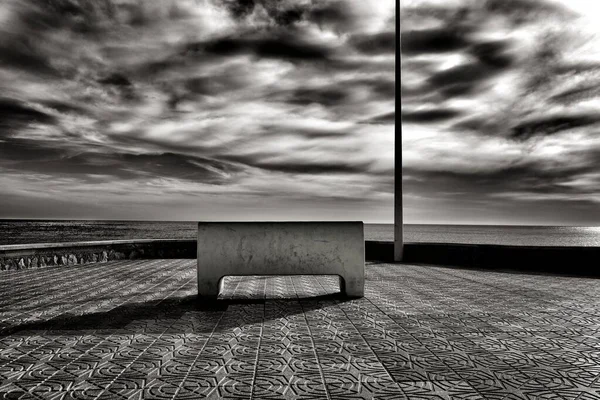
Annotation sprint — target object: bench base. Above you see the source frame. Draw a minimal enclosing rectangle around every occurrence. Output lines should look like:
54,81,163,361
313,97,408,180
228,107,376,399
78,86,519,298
197,222,365,299
197,274,364,299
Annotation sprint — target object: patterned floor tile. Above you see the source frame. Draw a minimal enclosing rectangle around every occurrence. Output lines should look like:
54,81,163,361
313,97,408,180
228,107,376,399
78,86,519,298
2,260,600,399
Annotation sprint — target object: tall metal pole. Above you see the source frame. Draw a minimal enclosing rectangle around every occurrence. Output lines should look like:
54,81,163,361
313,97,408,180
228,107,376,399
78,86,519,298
394,0,403,262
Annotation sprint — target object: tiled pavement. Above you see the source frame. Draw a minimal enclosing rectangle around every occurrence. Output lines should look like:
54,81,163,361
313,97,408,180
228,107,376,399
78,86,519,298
1,260,600,399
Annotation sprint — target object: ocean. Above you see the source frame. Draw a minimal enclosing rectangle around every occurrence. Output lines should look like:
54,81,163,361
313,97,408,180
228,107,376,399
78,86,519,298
0,220,599,247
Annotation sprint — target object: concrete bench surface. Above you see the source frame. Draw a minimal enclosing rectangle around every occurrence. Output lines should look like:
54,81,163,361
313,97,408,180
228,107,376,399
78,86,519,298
197,221,365,298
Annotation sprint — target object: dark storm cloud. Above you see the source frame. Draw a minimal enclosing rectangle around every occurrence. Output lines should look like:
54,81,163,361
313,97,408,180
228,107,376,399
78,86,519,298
10,153,138,179
403,109,461,123
98,73,132,87
218,0,381,38
0,39,57,76
358,79,395,100
454,113,600,141
440,83,480,98
469,40,515,69
350,31,395,54
553,62,600,75
428,63,501,88
484,0,575,25
418,57,514,102
259,124,349,139
256,161,370,174
183,77,235,96
287,129,348,139
400,3,467,23
40,100,90,115
97,72,138,101
24,0,193,33
0,98,57,131
215,0,367,34
102,131,234,160
269,7,304,26
119,1,189,26
452,117,492,133
282,77,395,107
521,34,569,94
219,0,256,19
306,1,359,32
403,157,598,200
188,34,333,62
261,0,305,26
219,0,304,25
401,28,469,55
0,139,65,162
400,28,515,101
287,88,350,107
1,148,242,184
217,1,376,38
403,166,522,196
549,85,600,105
510,115,600,140
402,83,434,99
224,155,371,175
18,0,116,37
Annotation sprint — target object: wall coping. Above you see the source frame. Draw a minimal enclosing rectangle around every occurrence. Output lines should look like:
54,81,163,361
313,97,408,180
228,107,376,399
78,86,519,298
3,239,598,252
0,239,195,252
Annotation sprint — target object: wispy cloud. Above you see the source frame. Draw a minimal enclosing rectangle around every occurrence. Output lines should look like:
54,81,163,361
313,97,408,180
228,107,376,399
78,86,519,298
3,0,598,225
0,0,394,221
401,0,600,224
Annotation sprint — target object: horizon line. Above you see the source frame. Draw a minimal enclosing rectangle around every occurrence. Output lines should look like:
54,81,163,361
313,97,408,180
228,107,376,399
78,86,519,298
0,218,598,228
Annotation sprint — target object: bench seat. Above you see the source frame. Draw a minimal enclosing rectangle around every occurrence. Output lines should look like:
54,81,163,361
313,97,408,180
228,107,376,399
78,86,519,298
197,222,365,298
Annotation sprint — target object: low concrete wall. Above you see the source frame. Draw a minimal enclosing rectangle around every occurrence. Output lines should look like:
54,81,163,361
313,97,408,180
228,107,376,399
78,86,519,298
4,238,597,277
197,222,365,297
0,239,196,271
366,241,600,276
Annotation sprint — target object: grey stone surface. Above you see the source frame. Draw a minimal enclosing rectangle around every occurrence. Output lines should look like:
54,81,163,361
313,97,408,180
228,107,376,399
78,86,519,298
197,222,365,298
0,260,600,398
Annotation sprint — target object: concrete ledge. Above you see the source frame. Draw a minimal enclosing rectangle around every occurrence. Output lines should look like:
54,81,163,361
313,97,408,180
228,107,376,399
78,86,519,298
366,241,600,276
0,239,196,271
197,222,365,298
5,238,596,277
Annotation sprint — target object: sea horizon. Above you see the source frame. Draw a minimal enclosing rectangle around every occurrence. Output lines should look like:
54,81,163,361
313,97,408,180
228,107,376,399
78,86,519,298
1,218,599,227
1,220,598,247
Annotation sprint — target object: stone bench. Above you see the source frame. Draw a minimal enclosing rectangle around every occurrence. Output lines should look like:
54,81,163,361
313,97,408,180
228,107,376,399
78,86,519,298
197,222,365,298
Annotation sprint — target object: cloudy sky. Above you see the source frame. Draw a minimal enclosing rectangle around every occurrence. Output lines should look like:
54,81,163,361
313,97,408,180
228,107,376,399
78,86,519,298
0,0,598,225
402,0,600,225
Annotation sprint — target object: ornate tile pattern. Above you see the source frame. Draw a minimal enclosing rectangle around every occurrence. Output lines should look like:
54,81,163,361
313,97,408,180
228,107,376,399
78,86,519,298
1,260,600,399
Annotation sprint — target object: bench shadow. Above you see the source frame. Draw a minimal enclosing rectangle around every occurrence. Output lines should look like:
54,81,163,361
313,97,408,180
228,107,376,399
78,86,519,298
0,293,352,337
